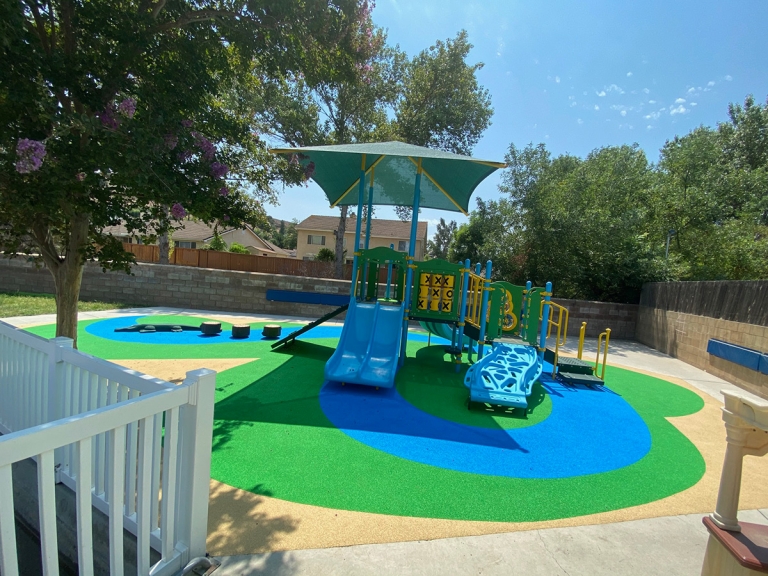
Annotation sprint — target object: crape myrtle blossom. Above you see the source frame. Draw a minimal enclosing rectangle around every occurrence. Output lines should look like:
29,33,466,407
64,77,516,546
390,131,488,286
15,138,46,173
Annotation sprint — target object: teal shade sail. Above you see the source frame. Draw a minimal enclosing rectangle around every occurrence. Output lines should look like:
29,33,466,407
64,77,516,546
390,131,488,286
271,141,506,215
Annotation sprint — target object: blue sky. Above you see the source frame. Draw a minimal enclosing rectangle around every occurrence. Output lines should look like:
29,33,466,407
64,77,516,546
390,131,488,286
268,0,768,235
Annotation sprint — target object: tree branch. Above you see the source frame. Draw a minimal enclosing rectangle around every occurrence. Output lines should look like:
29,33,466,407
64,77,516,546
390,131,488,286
154,9,242,33
26,0,52,55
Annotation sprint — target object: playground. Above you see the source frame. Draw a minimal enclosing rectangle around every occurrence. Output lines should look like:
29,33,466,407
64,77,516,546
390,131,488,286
12,142,768,564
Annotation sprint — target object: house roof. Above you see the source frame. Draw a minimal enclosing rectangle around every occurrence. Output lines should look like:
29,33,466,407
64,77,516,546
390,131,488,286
103,219,293,256
296,215,428,240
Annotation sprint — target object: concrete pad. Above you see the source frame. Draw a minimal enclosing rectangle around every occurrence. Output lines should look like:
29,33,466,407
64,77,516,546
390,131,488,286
215,511,727,576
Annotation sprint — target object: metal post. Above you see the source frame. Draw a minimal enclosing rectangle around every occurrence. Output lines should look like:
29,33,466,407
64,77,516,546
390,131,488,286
539,281,553,362
385,243,394,300
399,158,422,367
348,154,367,299
477,260,492,359
521,280,532,341
455,259,471,372
48,336,73,481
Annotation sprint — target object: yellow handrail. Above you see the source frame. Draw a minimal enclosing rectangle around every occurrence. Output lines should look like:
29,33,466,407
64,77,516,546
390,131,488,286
465,271,485,328
595,328,611,381
577,322,587,360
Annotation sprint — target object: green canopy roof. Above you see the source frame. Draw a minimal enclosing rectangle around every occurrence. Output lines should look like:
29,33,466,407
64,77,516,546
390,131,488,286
271,141,506,215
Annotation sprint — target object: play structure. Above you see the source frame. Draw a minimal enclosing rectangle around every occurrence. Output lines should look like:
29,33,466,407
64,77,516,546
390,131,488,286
269,141,611,408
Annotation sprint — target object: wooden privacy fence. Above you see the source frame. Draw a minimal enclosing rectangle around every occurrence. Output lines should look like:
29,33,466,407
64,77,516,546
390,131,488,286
123,243,353,280
639,280,768,326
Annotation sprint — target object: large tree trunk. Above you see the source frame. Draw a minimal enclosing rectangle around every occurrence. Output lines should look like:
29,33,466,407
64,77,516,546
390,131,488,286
52,256,85,347
34,213,90,348
334,205,348,279
158,231,170,264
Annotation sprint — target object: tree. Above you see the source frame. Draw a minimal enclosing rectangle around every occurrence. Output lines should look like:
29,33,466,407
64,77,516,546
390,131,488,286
205,233,227,252
258,29,493,271
229,242,249,254
0,0,365,344
427,218,457,260
315,247,336,262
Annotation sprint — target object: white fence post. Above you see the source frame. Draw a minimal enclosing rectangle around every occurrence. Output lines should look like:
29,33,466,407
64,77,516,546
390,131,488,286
47,337,73,482
175,369,217,563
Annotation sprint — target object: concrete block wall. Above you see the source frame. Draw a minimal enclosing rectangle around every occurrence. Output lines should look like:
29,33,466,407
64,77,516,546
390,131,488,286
636,307,768,400
552,298,638,339
0,257,352,319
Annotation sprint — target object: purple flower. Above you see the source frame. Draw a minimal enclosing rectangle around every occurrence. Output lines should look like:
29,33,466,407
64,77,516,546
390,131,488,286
118,98,136,118
178,150,192,162
164,134,178,150
219,186,229,196
210,162,228,178
223,215,230,221
192,131,216,160
15,138,46,173
304,161,316,180
170,203,187,219
75,172,86,181
99,107,120,130
181,119,194,128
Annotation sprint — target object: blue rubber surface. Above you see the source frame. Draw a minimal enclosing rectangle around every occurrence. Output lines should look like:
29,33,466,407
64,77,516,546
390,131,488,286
86,315,438,345
319,368,652,479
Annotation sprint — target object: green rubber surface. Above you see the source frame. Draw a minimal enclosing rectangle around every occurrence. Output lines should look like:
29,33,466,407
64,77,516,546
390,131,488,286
25,316,707,522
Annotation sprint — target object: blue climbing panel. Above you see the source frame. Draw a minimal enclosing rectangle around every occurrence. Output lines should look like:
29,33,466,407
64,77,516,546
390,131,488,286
464,343,543,409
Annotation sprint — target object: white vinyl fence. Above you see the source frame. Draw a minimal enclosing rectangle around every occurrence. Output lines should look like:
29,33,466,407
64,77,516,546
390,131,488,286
0,320,216,576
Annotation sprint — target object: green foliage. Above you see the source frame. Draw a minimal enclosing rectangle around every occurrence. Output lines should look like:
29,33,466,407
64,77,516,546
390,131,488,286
229,242,250,254
315,247,336,262
427,218,457,260
205,233,228,252
0,291,134,317
453,95,768,303
0,0,366,339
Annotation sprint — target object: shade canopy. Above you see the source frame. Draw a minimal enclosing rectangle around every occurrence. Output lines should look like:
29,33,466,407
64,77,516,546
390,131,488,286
271,141,506,215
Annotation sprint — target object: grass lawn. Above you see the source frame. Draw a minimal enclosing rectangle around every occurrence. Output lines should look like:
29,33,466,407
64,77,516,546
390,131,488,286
0,290,134,318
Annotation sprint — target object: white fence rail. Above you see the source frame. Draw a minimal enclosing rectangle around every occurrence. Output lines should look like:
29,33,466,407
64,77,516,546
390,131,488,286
0,320,216,576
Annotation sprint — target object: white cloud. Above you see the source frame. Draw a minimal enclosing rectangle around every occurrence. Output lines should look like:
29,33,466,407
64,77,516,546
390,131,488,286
568,95,575,100
555,76,560,83
725,75,733,81
643,88,650,94
644,111,661,120
670,104,688,115
533,58,539,65
649,99,656,104
687,87,696,94
620,110,627,117
659,107,666,112
675,97,686,104
570,101,577,107
596,90,606,97
577,118,584,125
545,134,550,139
691,102,697,106
496,37,505,57
707,80,715,87
647,125,653,130
606,84,625,94
583,91,588,96
627,72,633,77
594,105,600,110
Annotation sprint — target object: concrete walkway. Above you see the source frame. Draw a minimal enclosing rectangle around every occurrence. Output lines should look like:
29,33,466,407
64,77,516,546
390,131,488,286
6,308,767,575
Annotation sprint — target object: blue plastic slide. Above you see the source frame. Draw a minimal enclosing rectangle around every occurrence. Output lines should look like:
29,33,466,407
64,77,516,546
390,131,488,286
464,343,542,409
324,300,404,388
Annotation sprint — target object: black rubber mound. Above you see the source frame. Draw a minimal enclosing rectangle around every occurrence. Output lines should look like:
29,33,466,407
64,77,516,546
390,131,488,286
200,321,222,335
262,324,282,339
232,324,251,339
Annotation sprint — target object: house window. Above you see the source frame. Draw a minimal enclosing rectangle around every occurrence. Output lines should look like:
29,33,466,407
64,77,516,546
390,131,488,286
303,255,315,261
398,240,409,251
177,241,196,249
307,235,325,245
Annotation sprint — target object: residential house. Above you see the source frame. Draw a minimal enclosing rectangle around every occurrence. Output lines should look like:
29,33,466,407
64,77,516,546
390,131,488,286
104,220,295,258
295,215,428,261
